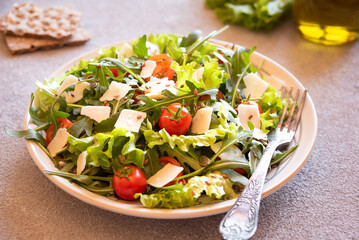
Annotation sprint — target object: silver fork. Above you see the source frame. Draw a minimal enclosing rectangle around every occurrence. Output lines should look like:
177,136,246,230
219,86,307,240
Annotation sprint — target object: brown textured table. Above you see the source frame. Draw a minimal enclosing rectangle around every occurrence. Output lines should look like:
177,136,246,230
0,1,358,239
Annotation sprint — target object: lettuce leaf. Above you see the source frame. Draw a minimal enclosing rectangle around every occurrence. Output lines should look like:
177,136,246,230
171,60,201,94
143,122,217,152
206,0,292,31
147,34,179,54
135,171,236,209
135,184,197,209
67,128,145,170
203,58,227,89
257,86,283,131
258,86,283,113
171,58,226,94
190,42,218,64
186,171,237,198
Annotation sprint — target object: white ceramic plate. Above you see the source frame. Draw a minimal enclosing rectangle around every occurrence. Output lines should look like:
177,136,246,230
24,39,317,219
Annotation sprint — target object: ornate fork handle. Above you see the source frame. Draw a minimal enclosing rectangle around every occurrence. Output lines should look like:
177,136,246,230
219,141,279,240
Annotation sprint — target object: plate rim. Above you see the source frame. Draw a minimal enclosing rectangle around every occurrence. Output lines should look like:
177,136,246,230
23,39,318,219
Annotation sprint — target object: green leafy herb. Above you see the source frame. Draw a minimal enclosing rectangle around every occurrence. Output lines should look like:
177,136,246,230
4,127,47,146
133,34,149,58
67,117,93,138
206,0,292,30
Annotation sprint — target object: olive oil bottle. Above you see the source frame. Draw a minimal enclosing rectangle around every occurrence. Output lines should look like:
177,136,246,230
292,0,359,45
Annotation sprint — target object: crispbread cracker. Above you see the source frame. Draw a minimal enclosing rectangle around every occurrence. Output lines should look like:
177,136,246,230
1,3,81,39
5,28,90,54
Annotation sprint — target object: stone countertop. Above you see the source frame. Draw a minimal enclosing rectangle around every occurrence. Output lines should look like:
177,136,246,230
0,1,358,239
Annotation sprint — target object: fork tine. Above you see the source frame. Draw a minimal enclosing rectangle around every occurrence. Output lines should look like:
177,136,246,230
285,88,300,130
290,89,307,131
280,85,286,100
277,86,292,129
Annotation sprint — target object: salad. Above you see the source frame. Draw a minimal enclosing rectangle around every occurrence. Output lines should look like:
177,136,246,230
6,27,297,209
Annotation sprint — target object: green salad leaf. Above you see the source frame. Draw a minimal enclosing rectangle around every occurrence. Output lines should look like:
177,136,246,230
135,184,197,209
206,0,292,30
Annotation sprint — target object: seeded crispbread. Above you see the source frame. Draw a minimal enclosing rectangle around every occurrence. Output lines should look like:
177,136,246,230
0,3,81,39
4,28,90,54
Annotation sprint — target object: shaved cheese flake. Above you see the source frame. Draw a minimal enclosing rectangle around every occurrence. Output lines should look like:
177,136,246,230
99,81,131,102
253,128,268,140
81,106,111,123
236,104,261,130
211,141,243,160
192,67,204,81
147,164,184,188
242,73,269,99
114,109,146,132
65,82,91,103
140,76,176,99
140,60,156,78
118,42,134,59
76,151,88,175
146,41,160,56
56,75,78,95
47,128,69,157
265,75,284,91
191,107,213,134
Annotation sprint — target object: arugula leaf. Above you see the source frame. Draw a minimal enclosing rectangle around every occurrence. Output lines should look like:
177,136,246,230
186,25,229,55
221,169,248,186
271,145,298,165
29,94,49,125
5,127,47,146
136,81,218,113
93,112,120,133
167,40,184,60
67,117,93,138
78,181,114,195
44,170,93,185
143,147,163,179
159,144,202,171
133,34,149,58
101,58,145,84
45,170,112,186
180,30,202,47
206,159,250,174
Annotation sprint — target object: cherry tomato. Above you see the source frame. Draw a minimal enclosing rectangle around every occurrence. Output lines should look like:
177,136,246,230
109,68,119,77
159,104,192,136
112,165,147,200
242,101,263,114
159,156,184,186
147,54,175,80
46,118,73,145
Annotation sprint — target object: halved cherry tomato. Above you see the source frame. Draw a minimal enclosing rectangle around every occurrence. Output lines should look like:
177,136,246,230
109,68,119,77
147,54,175,80
159,103,192,136
46,118,73,145
112,165,147,200
242,100,263,114
159,156,184,186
